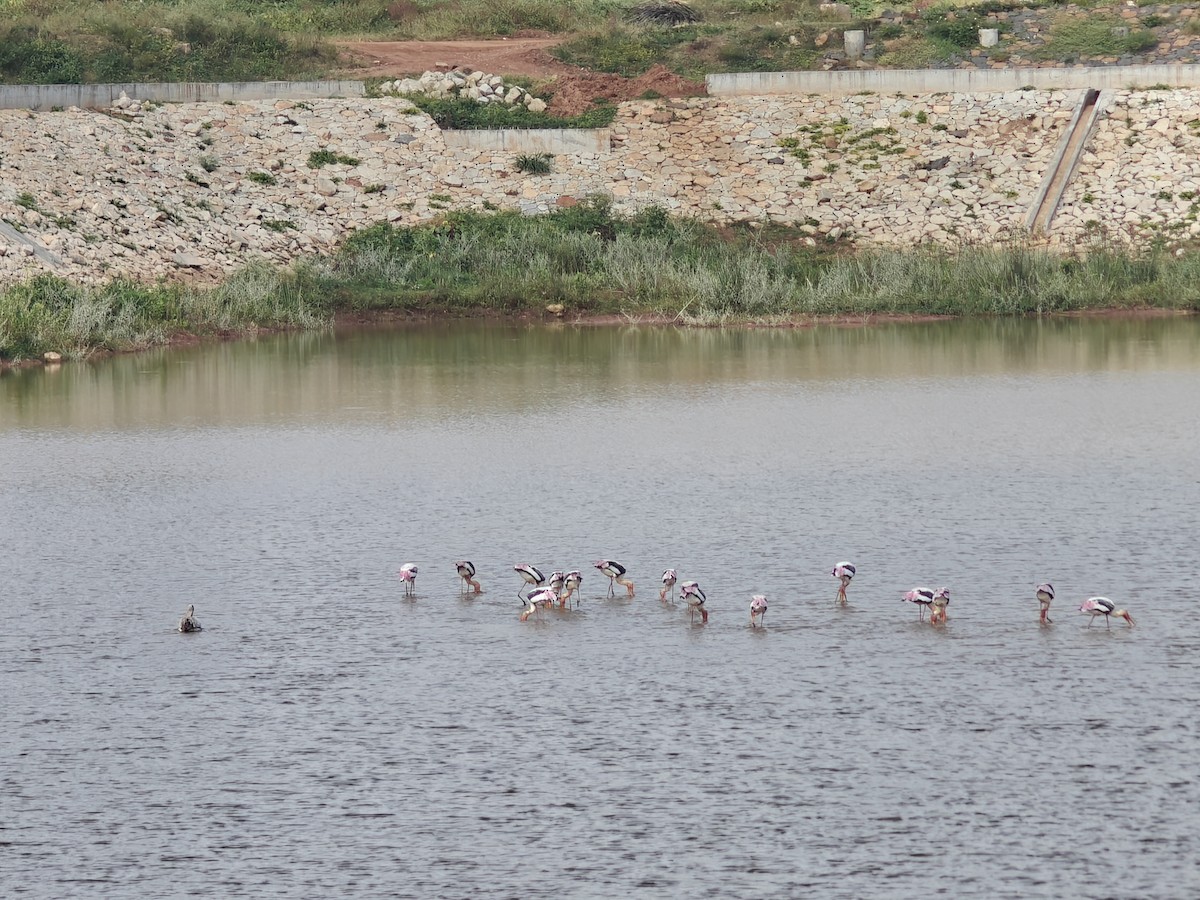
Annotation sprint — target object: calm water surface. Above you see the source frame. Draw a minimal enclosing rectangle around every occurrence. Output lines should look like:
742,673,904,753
2,318,1199,898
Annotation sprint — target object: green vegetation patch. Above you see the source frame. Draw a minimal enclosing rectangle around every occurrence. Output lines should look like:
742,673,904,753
515,153,554,174
407,96,616,130
552,21,818,79
1034,15,1158,60
6,201,1200,362
0,13,337,84
307,150,360,169
778,119,904,168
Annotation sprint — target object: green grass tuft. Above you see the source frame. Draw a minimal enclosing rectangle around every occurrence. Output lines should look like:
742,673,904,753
307,150,360,169
515,153,553,175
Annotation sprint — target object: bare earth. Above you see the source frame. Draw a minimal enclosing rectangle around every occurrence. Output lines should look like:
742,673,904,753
335,37,578,79
334,37,708,116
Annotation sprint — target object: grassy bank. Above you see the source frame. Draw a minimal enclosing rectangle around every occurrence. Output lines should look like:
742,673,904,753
3,202,1199,362
0,0,1188,84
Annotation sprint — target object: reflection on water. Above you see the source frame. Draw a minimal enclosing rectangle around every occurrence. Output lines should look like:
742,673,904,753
3,315,1199,429
2,317,1199,899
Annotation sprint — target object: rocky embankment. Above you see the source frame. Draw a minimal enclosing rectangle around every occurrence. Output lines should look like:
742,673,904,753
2,81,1200,285
376,70,548,112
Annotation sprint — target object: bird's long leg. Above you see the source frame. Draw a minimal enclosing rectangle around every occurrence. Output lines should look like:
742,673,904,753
1105,616,1111,630
607,578,615,598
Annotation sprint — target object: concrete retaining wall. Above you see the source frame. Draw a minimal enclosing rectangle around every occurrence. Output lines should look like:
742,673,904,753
0,80,365,110
707,64,1200,97
440,128,611,153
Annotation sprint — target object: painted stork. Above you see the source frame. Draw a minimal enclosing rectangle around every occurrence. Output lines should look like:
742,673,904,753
831,561,856,605
680,581,708,624
660,569,678,602
398,563,418,597
1036,583,1054,624
1079,596,1135,629
456,560,482,595
561,570,583,606
594,560,635,598
513,564,545,602
521,587,557,622
750,595,768,627
902,587,934,620
178,604,202,633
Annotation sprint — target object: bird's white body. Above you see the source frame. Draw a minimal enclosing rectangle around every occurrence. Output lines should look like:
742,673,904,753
398,563,418,596
594,559,635,598
178,604,202,633
561,570,583,604
749,594,768,627
521,587,557,621
903,587,934,620
456,560,482,595
680,581,708,624
1079,596,1135,629
1036,582,1054,624
832,561,856,604
514,564,545,601
660,568,678,602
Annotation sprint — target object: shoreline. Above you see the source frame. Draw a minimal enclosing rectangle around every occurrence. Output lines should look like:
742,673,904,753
4,304,1192,374
4,207,1199,368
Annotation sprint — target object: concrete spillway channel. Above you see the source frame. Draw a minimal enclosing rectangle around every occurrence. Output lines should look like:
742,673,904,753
1026,88,1109,235
0,219,63,270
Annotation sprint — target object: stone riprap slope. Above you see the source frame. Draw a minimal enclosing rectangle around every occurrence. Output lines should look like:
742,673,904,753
1058,91,1200,240
378,70,548,112
2,88,1200,284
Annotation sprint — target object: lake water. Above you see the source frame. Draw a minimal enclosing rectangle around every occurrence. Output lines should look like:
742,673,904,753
2,317,1199,898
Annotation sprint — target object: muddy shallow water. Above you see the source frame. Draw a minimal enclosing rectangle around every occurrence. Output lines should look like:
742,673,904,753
2,318,1199,898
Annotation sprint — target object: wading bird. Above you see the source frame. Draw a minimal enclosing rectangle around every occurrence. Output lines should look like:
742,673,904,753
456,560,482,595
398,563,418,597
514,564,545,602
520,587,557,622
561,570,583,606
178,604,202,633
548,570,565,596
832,562,856,605
595,560,635,598
750,595,768,627
929,587,950,626
681,581,708,624
902,587,934,621
1078,596,1135,629
1036,583,1054,624
660,569,678,602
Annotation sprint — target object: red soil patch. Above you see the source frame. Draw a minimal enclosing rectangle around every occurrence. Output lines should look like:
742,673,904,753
545,65,706,116
334,39,707,114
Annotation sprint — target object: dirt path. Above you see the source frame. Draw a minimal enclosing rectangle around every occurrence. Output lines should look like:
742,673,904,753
334,37,708,115
334,37,582,79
